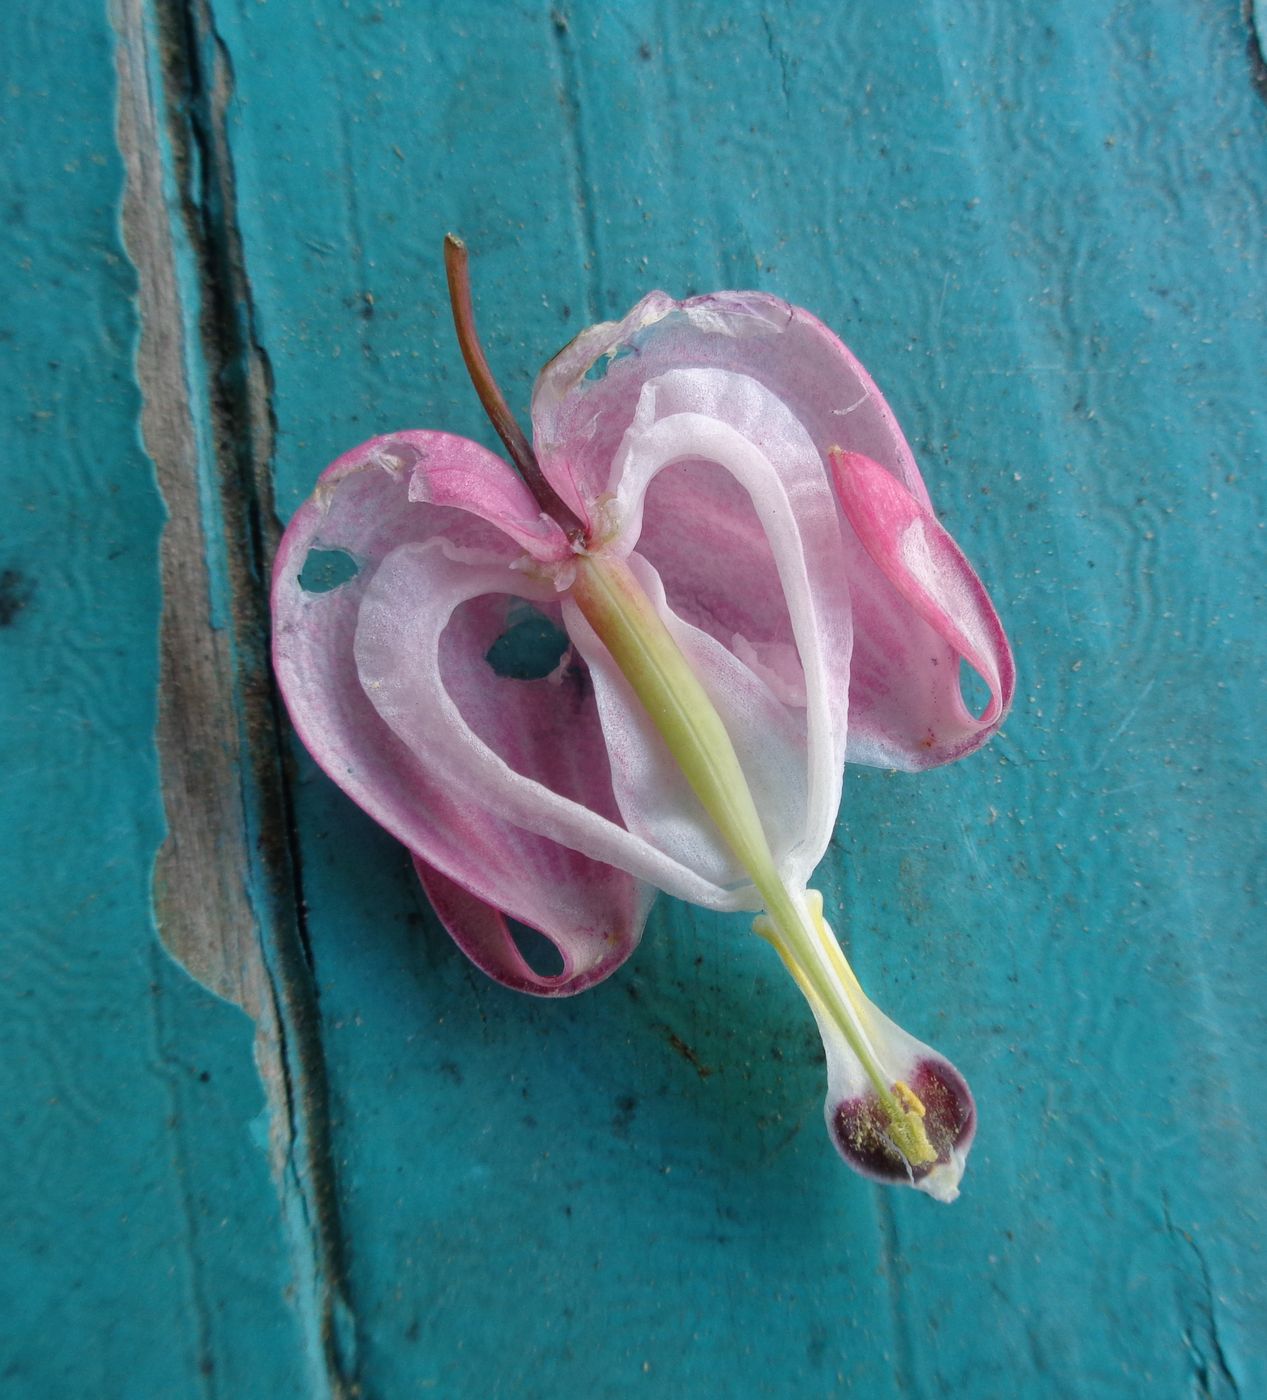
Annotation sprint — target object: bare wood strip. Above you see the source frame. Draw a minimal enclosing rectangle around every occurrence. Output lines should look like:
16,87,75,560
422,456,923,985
112,1,358,1393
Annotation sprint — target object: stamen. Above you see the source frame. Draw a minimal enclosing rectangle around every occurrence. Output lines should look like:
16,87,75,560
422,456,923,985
443,235,587,541
893,1081,926,1117
755,891,937,1171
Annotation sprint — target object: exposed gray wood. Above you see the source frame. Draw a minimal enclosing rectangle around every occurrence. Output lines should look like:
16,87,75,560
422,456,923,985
112,2,358,1394
114,0,260,1012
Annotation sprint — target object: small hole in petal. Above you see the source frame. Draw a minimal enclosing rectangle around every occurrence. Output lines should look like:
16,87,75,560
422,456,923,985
958,657,992,719
507,919,565,978
298,547,360,593
582,344,636,382
445,593,615,817
485,603,571,680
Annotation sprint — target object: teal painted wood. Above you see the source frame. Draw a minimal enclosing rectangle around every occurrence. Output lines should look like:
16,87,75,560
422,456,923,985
0,5,310,1396
4,0,1264,1396
216,0,1267,1394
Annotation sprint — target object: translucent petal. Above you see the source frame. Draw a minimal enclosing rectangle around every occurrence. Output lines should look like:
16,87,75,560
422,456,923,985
814,986,977,1204
832,449,1015,767
593,367,853,888
352,536,749,911
272,433,648,992
563,552,807,898
533,292,1011,771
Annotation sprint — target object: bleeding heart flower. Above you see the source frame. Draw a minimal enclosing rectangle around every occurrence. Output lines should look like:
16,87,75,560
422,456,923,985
272,238,1013,1201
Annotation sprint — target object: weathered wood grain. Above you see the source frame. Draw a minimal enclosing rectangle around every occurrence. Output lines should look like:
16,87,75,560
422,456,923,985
115,0,260,1012
213,0,1266,1394
112,0,357,1392
2,0,1264,1395
0,3,310,1395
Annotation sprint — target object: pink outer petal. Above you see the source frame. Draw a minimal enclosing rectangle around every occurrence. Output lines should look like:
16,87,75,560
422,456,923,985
831,450,1015,767
271,432,649,995
532,290,1011,772
404,432,571,562
414,857,654,996
532,290,928,525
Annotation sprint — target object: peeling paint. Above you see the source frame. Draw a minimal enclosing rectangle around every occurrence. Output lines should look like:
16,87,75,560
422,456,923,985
112,1,358,1394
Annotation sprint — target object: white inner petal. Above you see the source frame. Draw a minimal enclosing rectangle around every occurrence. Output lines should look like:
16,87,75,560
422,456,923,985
598,370,850,890
563,554,806,892
353,538,750,910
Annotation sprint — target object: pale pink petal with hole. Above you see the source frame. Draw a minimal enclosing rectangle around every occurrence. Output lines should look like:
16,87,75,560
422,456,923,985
272,432,649,994
831,449,1015,768
352,538,749,911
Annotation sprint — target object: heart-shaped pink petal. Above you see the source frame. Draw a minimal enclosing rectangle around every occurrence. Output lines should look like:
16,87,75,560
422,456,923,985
272,433,648,993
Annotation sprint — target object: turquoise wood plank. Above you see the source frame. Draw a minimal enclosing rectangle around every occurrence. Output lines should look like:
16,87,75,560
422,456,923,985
2,0,1256,1395
0,5,309,1395
214,0,1267,1394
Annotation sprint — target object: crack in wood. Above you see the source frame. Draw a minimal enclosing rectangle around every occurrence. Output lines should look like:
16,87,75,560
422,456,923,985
1247,0,1267,105
112,0,359,1393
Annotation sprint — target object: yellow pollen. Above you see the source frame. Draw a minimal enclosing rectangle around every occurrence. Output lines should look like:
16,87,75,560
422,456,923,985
893,1080,927,1118
888,1102,938,1169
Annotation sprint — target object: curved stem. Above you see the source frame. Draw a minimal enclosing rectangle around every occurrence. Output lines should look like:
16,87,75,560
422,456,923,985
443,235,587,541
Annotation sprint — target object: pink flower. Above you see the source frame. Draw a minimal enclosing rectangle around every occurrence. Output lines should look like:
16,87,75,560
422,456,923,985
272,241,1013,1200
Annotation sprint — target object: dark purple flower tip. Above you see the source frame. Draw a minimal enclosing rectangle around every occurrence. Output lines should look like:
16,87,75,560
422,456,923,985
830,1057,977,1200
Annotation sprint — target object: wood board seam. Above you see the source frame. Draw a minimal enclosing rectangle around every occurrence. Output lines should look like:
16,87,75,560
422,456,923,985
112,0,361,1392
